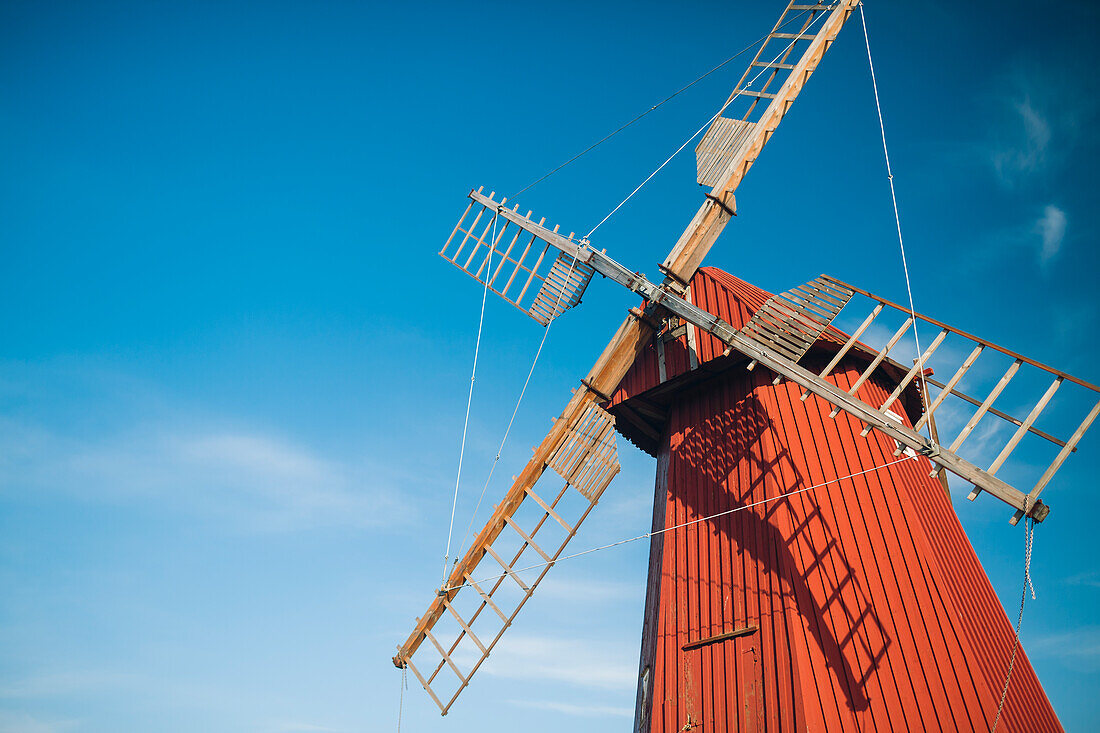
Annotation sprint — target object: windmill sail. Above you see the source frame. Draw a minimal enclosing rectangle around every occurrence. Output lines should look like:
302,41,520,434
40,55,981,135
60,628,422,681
397,0,865,714
394,391,620,715
438,197,1100,523
739,277,855,368
439,190,595,326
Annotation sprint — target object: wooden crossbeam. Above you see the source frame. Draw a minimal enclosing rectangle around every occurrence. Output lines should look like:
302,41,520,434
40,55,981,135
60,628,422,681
829,275,1100,392
970,376,1062,501
877,329,949,414
504,515,552,563
949,359,1022,454
914,345,985,433
484,544,531,594
442,599,488,655
1017,398,1100,522
424,628,467,684
465,573,509,624
802,304,883,400
924,375,1070,449
523,486,574,534
828,317,913,418
404,657,447,711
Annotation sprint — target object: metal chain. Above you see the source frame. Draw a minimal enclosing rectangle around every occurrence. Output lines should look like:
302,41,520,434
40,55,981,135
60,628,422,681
991,516,1036,732
397,663,407,732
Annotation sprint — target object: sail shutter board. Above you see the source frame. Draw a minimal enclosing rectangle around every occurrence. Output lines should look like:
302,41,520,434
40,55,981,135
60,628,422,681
739,276,855,367
547,402,621,501
695,117,757,188
439,188,593,326
610,268,1098,525
528,252,595,326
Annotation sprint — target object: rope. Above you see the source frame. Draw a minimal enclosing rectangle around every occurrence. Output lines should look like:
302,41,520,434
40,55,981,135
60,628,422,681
859,3,932,425
510,5,829,199
444,454,916,593
453,254,582,563
584,5,833,241
441,213,499,583
991,516,1036,733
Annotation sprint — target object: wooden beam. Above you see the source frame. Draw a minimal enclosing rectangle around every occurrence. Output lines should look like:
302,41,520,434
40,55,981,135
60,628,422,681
393,312,654,669
683,625,759,651
395,0,864,679
662,0,861,281
829,275,1100,392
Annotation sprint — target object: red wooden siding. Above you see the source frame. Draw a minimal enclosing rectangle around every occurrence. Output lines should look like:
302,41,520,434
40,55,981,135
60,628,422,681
623,270,1060,732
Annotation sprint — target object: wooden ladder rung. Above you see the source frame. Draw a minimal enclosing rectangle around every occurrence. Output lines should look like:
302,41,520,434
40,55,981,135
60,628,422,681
484,544,532,594
752,60,795,70
524,486,575,534
504,515,552,563
772,31,817,40
740,89,778,100
443,598,488,655
404,657,447,713
465,573,509,624
423,627,468,684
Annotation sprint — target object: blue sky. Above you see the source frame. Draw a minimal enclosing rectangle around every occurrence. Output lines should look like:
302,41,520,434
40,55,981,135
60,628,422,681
2,1,1099,731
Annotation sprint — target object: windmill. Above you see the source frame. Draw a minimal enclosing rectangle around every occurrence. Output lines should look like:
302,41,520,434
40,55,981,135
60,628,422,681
393,1,1096,730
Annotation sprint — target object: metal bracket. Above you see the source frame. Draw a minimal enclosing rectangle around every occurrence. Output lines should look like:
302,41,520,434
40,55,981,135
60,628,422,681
705,192,737,218
580,378,613,404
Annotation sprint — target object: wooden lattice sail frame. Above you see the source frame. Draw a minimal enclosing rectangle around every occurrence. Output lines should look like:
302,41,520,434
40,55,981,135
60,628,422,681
394,0,865,713
389,0,1098,717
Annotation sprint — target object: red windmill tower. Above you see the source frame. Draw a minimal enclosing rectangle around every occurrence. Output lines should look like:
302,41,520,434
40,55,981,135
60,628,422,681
392,2,1098,730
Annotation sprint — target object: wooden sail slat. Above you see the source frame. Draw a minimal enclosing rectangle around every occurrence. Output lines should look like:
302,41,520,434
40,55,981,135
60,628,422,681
948,359,1022,453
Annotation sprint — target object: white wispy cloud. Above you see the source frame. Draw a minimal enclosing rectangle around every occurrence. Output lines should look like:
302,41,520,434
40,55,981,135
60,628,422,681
1028,626,1100,672
1064,571,1100,588
458,633,636,691
0,711,78,733
992,97,1052,184
0,670,142,699
536,576,643,604
1036,204,1067,265
0,417,411,532
270,722,346,733
507,699,633,717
